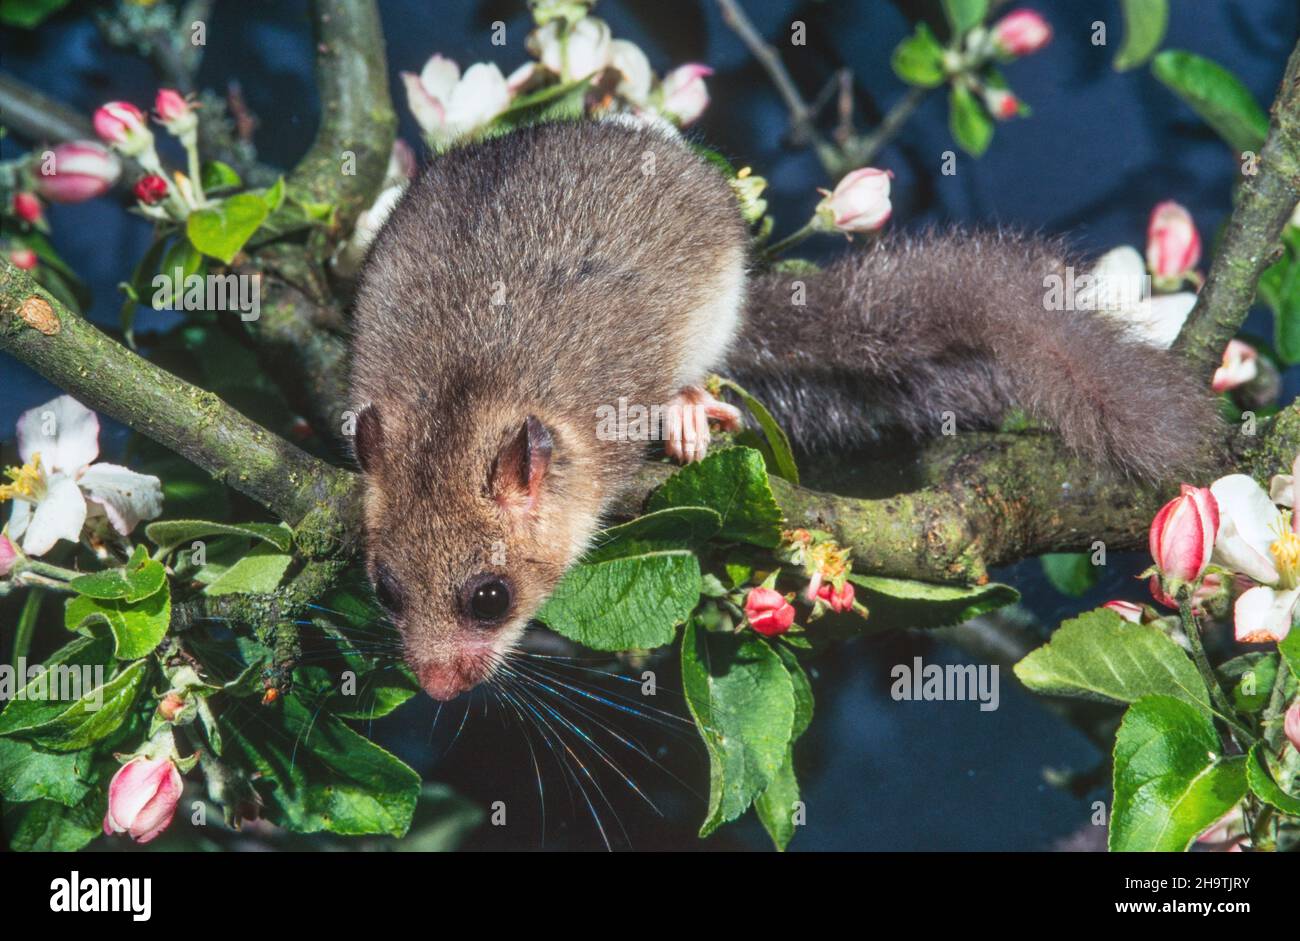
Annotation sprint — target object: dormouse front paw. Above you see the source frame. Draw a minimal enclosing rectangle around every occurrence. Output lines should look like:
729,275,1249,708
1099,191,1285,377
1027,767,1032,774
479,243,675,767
663,385,742,464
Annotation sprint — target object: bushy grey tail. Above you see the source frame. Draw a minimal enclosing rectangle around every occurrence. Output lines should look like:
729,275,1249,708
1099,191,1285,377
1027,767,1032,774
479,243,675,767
726,228,1223,482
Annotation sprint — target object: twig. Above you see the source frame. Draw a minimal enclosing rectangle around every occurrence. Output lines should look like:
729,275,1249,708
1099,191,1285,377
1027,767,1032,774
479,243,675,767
1174,37,1300,380
849,87,931,167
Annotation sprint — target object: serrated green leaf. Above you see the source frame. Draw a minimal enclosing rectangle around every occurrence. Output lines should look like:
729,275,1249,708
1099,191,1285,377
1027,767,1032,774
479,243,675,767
717,378,799,484
202,543,293,596
1263,228,1300,364
200,160,243,192
0,635,112,732
1279,628,1300,680
754,645,813,851
0,658,147,752
0,738,95,806
1014,608,1211,713
1245,742,1300,815
1152,50,1269,154
3,795,104,851
891,22,947,88
65,586,170,661
146,518,293,556
0,0,71,29
186,192,270,264
1114,0,1168,71
583,506,722,561
1110,695,1247,851
847,573,1018,631
1039,552,1099,597
69,545,166,602
949,83,994,157
681,622,795,837
942,0,987,34
648,447,783,548
220,694,420,836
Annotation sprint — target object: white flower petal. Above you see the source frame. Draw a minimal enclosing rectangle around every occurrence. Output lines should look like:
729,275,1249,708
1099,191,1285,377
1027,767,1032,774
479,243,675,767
1210,474,1282,583
419,54,460,101
77,463,164,537
446,63,510,133
610,39,652,104
1140,293,1197,348
402,71,446,136
8,498,32,542
16,394,99,472
20,475,86,556
1268,473,1294,507
1233,584,1298,643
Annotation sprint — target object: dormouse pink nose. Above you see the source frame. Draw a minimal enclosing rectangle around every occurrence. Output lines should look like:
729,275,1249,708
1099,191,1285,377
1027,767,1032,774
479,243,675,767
418,662,475,702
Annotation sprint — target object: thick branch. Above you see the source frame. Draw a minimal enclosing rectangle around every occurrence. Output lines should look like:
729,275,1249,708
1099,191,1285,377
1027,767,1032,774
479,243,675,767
285,0,396,233
1174,37,1300,379
0,260,358,545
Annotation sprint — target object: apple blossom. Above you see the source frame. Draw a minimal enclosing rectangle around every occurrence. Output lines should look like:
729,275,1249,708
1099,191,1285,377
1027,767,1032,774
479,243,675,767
1285,701,1300,753
1084,244,1197,348
153,88,197,136
1103,600,1143,623
103,755,183,844
0,533,16,577
745,586,796,636
132,174,170,206
610,38,653,104
816,581,856,614
992,9,1052,57
815,167,893,234
1211,339,1259,394
0,395,163,556
402,55,510,148
1210,460,1300,643
8,248,37,270
12,192,42,223
94,101,153,156
659,64,712,126
1146,201,1201,289
1148,484,1217,583
33,141,121,203
532,16,613,82
983,87,1021,120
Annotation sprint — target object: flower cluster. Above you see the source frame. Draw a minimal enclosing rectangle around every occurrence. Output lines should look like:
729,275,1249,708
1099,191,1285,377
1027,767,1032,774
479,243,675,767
93,89,207,220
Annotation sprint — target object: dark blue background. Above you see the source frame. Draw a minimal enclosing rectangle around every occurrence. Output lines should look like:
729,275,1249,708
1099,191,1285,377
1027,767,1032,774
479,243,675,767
2,0,1297,850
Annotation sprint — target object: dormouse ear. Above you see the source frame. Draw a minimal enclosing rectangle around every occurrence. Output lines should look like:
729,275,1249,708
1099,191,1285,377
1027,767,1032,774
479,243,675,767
491,415,553,513
354,403,383,474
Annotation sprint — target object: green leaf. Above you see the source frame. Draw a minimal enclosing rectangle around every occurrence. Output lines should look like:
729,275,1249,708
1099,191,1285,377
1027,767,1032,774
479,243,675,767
69,544,166,602
1218,652,1279,713
584,506,722,561
200,160,243,193
537,549,701,652
186,192,271,264
1245,742,1300,815
0,738,95,806
754,646,813,851
847,573,1019,631
0,657,147,752
65,586,171,661
717,378,799,484
3,796,104,851
949,84,994,157
202,543,293,596
0,635,111,732
1014,609,1211,713
0,0,71,28
1262,227,1300,364
681,622,795,837
146,518,293,556
1279,628,1300,680
1114,0,1168,71
891,23,947,88
648,447,783,548
1152,50,1269,154
942,0,987,34
221,694,421,836
1039,552,1099,598
1110,696,1247,851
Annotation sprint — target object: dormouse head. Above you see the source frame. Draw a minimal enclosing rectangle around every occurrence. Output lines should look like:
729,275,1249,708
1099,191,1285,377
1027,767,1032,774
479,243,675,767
353,403,596,700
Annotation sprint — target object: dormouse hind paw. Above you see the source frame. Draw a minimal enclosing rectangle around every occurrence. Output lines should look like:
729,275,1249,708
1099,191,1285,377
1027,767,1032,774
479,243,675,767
663,385,742,464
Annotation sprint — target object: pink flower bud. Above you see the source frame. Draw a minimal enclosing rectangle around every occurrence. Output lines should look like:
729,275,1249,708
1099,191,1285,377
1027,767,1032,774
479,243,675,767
0,533,17,577
745,586,796,636
158,693,186,722
33,141,121,203
1285,701,1300,754
816,581,856,614
12,192,42,223
660,64,712,127
1149,484,1218,583
1103,600,1143,623
133,174,170,206
983,87,1021,121
9,248,37,270
1146,201,1201,284
154,88,190,124
102,755,183,844
1211,339,1258,393
992,9,1053,56
94,101,152,155
816,167,893,233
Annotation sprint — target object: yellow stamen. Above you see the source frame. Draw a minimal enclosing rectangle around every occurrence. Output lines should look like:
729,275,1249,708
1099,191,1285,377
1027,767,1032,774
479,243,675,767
1269,530,1300,589
0,452,43,503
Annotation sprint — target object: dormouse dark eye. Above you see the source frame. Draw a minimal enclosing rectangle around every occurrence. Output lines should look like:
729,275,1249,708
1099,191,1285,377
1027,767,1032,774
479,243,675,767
373,564,404,615
465,576,512,625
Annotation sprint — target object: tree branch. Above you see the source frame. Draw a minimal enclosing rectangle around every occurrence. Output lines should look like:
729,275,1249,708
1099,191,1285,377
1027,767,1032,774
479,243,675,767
0,259,358,550
1174,37,1300,379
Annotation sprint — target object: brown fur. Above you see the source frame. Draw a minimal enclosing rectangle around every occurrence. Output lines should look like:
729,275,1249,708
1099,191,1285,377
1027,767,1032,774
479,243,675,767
729,228,1223,480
